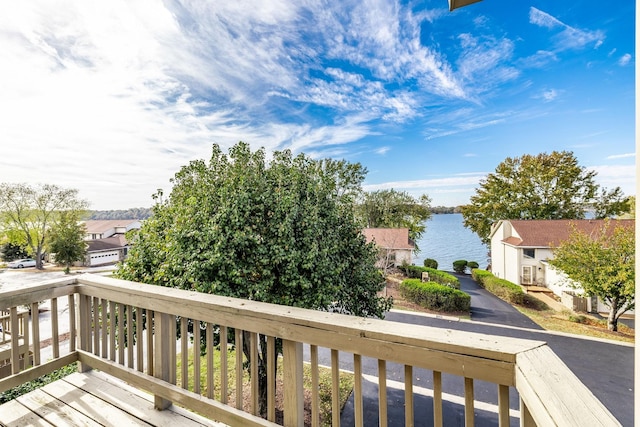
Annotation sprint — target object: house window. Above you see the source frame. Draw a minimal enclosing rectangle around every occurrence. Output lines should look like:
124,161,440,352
523,248,535,259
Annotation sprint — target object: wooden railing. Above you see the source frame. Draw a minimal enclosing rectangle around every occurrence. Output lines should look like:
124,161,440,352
0,274,620,426
0,309,30,378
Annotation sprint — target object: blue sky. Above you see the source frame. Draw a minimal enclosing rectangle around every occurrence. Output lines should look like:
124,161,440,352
0,0,634,210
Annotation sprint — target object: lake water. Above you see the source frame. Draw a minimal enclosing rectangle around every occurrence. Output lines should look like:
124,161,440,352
414,213,489,271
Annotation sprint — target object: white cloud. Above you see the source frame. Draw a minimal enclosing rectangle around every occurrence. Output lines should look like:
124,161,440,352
364,174,486,191
375,146,391,155
534,88,559,102
606,153,636,160
520,50,559,68
529,7,604,52
529,7,563,29
589,165,636,196
456,33,519,93
618,53,632,66
363,173,487,206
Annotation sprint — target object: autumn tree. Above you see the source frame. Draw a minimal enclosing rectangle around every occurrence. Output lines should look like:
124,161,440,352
357,189,431,250
550,220,634,331
0,183,88,269
48,210,87,273
117,142,392,416
461,151,629,244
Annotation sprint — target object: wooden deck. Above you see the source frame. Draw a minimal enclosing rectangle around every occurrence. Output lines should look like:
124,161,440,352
0,274,622,427
0,370,226,427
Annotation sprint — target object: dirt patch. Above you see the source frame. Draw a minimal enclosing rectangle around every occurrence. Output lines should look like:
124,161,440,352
230,377,316,426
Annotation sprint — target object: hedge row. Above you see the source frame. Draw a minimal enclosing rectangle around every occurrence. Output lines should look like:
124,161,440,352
400,279,470,312
472,269,524,304
452,259,480,274
399,265,460,289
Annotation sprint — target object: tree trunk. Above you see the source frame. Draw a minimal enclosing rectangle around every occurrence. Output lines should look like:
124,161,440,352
607,297,619,331
243,333,278,419
35,246,44,269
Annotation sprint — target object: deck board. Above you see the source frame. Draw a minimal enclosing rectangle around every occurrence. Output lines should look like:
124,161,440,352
0,371,226,427
17,388,102,427
40,379,149,426
0,399,54,427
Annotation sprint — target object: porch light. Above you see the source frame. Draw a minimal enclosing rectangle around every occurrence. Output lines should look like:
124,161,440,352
449,0,482,11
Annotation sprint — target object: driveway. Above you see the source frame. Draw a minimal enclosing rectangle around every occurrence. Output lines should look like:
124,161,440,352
455,273,543,329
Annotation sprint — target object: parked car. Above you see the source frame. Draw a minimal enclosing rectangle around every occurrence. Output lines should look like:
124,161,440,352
7,258,37,268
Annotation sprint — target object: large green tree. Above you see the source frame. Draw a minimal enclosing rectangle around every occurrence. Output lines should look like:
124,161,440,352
118,142,392,416
0,183,88,269
48,211,87,274
549,220,634,331
461,151,629,244
357,189,431,250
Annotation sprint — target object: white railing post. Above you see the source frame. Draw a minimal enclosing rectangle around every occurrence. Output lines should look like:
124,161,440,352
283,339,303,427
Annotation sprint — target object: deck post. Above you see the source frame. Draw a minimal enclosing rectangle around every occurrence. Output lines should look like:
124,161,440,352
520,397,537,427
77,295,92,373
283,339,303,427
154,312,174,410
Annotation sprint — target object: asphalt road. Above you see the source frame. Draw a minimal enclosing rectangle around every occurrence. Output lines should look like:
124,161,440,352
336,274,634,426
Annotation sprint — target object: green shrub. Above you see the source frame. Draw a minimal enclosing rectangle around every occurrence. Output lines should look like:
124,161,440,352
452,260,467,274
471,269,493,283
399,265,460,289
399,264,424,279
467,261,479,270
472,269,524,304
423,258,438,269
400,279,470,312
423,268,459,289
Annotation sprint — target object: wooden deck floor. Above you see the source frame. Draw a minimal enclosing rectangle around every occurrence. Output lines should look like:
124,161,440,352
0,371,226,427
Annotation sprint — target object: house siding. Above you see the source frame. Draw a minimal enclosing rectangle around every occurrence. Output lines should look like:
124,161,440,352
490,219,635,316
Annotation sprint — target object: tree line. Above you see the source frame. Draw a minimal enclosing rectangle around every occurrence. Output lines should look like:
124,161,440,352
86,207,152,220
91,204,456,220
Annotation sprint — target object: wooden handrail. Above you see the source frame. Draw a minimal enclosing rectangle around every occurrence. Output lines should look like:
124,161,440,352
0,275,621,426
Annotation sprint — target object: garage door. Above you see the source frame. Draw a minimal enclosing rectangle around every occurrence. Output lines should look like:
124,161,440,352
90,251,120,266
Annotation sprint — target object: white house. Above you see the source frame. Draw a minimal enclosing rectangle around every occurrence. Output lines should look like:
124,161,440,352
363,228,415,267
490,218,635,314
82,220,141,267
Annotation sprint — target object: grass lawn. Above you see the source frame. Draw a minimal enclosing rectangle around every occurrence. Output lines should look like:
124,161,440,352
514,297,634,343
176,348,354,426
